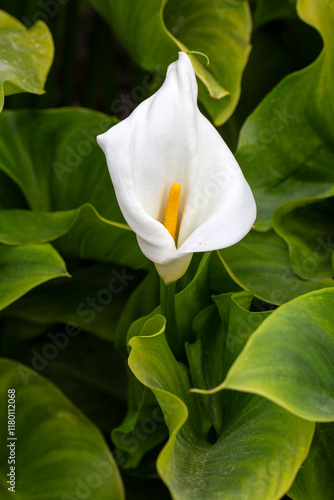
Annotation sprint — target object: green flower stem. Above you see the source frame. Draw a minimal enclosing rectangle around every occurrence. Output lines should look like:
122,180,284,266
160,280,182,359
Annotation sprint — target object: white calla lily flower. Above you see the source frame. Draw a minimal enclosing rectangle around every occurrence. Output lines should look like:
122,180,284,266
97,52,256,284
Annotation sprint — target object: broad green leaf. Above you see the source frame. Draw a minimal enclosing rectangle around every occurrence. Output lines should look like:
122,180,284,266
273,196,334,281
0,109,117,213
234,11,323,139
0,205,146,269
87,0,251,125
128,316,314,500
0,320,127,434
0,358,124,499
219,230,334,305
54,206,146,270
3,262,142,341
200,288,334,421
0,243,68,311
0,10,53,112
288,423,334,500
236,0,334,230
0,209,78,244
0,109,147,269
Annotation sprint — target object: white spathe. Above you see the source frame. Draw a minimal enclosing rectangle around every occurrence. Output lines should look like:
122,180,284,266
97,52,256,284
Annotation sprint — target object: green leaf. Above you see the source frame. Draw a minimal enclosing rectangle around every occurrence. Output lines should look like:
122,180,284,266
288,423,334,500
0,243,68,311
273,196,334,281
54,206,146,270
0,205,146,269
0,109,147,269
0,10,54,112
128,315,314,500
219,230,334,305
3,262,142,341
0,321,127,434
0,209,79,244
0,358,124,499
0,108,117,213
201,288,334,422
87,0,251,125
237,0,334,230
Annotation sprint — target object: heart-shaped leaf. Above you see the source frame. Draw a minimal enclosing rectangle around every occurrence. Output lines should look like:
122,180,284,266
0,320,127,434
128,313,314,500
197,288,334,422
0,10,53,112
0,358,124,499
0,109,147,269
237,0,334,230
273,195,334,281
219,228,334,305
0,243,68,311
